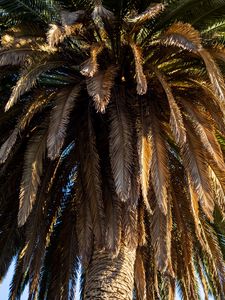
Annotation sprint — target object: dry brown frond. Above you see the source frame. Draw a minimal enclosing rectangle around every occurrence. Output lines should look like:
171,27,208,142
76,175,94,267
150,110,169,215
188,178,208,248
125,3,165,24
0,48,31,66
86,65,118,113
0,128,19,164
19,92,55,131
138,111,152,211
109,93,133,201
80,44,104,77
5,60,60,111
182,123,214,221
199,49,225,101
18,128,47,226
134,249,146,300
47,86,80,160
202,219,225,294
104,177,122,255
209,167,225,219
77,113,105,248
154,68,186,146
47,24,64,48
192,80,225,135
137,205,146,247
130,43,147,95
181,100,225,170
161,22,202,52
151,201,173,274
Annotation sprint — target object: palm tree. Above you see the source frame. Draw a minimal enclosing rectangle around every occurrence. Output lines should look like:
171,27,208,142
1,0,225,299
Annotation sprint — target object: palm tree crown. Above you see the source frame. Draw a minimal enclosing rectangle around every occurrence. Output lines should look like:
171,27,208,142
1,0,225,299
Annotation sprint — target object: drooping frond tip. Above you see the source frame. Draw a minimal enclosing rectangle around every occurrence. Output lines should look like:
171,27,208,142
125,3,165,24
130,43,147,95
86,65,118,113
47,24,64,48
80,44,104,77
160,22,202,52
47,23,83,48
92,1,114,20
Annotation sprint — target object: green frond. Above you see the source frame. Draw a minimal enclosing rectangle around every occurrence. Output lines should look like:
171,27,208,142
0,0,59,23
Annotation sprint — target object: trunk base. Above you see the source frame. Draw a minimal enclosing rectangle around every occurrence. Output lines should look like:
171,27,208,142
84,246,136,300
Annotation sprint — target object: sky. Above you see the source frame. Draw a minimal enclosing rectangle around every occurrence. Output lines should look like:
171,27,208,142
0,259,80,300
0,259,28,300
0,259,213,300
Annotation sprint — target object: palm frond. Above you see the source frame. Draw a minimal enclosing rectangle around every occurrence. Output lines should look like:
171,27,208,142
47,24,64,48
109,91,133,201
18,128,47,227
47,86,80,160
86,65,117,112
130,43,147,95
154,68,186,146
0,0,59,23
160,22,201,52
104,176,122,255
209,167,225,219
77,111,105,247
92,1,114,20
193,80,225,135
19,91,55,130
199,48,225,101
182,123,214,221
202,219,225,295
76,175,94,266
181,99,225,170
8,254,26,300
150,109,169,215
47,23,83,48
151,198,173,274
5,59,61,111
80,43,104,77
125,3,165,25
138,104,152,212
134,248,146,300
0,128,19,164
0,48,31,66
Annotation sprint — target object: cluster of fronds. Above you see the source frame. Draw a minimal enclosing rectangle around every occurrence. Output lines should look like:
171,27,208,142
1,0,225,299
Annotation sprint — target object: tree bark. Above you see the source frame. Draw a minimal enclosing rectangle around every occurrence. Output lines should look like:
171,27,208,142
84,245,136,300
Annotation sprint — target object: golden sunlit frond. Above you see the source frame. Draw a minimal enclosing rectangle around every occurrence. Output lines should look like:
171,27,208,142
130,43,147,95
86,65,118,112
18,128,47,227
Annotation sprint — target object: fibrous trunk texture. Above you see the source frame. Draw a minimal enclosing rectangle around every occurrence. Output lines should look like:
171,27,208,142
84,246,136,300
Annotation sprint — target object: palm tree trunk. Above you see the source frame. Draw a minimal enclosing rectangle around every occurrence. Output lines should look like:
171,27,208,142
84,245,136,299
